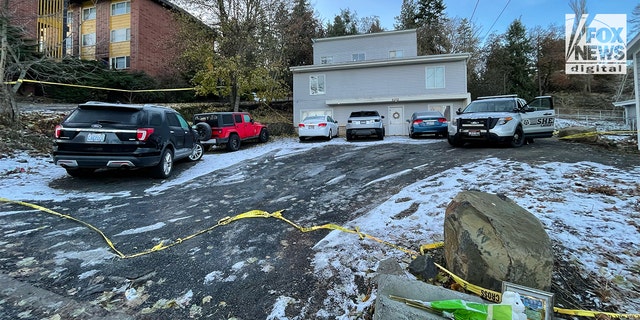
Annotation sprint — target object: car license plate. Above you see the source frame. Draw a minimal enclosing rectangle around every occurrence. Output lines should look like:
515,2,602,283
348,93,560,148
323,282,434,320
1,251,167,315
86,133,105,142
468,130,480,137
360,120,367,124
424,120,435,125
308,125,315,129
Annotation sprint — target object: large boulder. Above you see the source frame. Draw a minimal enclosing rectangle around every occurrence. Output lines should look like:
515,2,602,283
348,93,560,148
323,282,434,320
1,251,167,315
443,191,553,291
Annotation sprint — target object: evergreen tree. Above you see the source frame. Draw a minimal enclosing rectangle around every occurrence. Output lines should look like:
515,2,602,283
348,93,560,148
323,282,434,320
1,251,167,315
326,9,358,37
504,19,535,98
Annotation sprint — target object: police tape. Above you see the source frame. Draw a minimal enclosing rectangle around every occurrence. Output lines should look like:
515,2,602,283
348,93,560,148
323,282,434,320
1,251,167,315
430,259,640,318
0,197,418,259
558,130,637,140
2,197,639,318
4,79,195,93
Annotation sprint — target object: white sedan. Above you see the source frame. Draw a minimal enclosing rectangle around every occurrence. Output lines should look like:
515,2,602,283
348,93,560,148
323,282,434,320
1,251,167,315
298,115,339,142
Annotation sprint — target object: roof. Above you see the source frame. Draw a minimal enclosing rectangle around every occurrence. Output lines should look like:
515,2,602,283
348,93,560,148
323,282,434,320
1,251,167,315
312,29,417,43
290,53,470,73
628,32,640,59
612,100,636,107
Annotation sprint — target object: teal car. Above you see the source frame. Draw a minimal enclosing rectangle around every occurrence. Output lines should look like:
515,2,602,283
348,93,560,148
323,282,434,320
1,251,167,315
407,111,448,138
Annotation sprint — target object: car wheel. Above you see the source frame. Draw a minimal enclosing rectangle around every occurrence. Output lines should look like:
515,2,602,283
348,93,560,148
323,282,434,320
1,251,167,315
151,148,173,178
299,136,306,142
327,129,333,140
346,131,352,141
448,134,463,147
377,129,384,140
65,168,94,178
194,122,212,141
258,128,269,143
409,131,415,139
227,134,241,151
188,142,204,161
510,126,524,148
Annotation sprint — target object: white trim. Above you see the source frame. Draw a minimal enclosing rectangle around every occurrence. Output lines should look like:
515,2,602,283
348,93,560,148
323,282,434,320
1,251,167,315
326,93,470,106
290,53,470,73
634,50,639,149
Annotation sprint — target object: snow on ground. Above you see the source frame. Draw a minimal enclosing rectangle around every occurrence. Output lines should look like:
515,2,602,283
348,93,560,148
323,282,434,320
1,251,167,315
1,120,639,318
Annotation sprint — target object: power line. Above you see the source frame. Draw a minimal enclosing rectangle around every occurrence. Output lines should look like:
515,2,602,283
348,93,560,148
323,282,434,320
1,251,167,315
469,0,480,22
481,0,511,43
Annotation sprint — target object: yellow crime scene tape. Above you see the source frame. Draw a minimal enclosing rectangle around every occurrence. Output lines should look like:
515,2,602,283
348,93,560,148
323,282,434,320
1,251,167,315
558,130,637,140
4,79,196,93
1,196,638,318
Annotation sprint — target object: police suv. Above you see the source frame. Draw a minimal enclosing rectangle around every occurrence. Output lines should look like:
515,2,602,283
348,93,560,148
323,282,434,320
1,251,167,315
447,95,555,148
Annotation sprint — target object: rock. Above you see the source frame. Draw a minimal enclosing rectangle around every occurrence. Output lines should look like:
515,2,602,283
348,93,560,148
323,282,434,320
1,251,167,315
443,191,553,291
557,126,598,143
409,254,438,281
376,258,406,277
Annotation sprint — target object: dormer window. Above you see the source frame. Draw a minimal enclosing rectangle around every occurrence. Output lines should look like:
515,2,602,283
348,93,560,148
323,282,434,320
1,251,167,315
352,53,365,62
321,56,333,64
389,50,404,59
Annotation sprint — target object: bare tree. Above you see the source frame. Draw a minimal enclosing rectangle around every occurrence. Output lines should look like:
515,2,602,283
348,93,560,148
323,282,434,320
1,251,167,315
630,3,640,34
182,0,290,111
1,0,18,124
568,0,591,93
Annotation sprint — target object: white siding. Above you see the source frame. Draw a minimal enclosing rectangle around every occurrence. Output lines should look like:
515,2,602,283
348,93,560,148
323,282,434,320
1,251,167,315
313,30,418,65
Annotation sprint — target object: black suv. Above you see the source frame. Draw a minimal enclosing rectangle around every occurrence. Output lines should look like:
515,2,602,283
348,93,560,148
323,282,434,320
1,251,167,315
52,102,204,178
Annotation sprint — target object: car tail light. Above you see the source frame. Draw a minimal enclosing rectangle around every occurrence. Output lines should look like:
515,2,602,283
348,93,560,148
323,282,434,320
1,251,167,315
136,128,154,141
413,119,423,124
298,123,305,128
54,125,63,138
318,123,327,127
438,118,448,123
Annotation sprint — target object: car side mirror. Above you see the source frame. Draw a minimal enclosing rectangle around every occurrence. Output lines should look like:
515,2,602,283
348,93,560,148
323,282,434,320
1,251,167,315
381,115,385,119
456,108,462,115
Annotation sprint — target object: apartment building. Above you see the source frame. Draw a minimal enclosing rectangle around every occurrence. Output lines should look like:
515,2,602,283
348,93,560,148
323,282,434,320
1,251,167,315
9,0,188,80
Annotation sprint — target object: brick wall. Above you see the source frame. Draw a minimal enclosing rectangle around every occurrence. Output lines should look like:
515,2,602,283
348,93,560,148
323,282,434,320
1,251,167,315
132,0,181,79
9,0,39,39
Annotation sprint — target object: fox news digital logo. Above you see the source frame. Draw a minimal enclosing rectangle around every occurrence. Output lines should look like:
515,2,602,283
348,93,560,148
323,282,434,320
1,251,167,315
565,14,626,74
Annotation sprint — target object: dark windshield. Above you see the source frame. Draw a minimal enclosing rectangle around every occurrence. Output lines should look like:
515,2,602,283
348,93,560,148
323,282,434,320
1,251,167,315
350,111,379,117
463,100,516,113
66,108,142,125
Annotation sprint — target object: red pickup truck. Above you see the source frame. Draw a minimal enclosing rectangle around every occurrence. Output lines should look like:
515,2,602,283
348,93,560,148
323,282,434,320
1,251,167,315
193,112,269,151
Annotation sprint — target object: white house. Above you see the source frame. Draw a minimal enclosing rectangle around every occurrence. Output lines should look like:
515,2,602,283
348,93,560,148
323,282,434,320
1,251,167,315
629,31,640,150
289,29,470,136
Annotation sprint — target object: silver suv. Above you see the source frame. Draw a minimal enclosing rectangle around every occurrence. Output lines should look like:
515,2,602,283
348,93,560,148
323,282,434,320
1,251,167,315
447,95,555,148
346,111,385,141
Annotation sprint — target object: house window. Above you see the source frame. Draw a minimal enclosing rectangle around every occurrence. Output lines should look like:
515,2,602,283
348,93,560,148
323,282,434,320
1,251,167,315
320,56,333,64
82,33,96,46
389,50,404,59
426,66,445,89
111,1,131,16
110,56,130,69
111,28,131,42
352,53,365,61
309,74,325,95
82,7,96,20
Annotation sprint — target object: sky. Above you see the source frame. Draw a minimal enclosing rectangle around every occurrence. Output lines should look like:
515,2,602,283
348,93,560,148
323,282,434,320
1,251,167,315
1,118,638,317
312,0,638,41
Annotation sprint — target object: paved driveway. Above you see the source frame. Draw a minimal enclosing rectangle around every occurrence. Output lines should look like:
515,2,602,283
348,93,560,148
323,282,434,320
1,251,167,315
1,136,638,319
